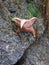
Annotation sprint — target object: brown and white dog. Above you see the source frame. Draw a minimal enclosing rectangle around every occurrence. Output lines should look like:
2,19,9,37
12,17,37,37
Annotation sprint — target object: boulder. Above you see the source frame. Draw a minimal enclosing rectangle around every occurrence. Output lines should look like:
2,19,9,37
0,18,45,65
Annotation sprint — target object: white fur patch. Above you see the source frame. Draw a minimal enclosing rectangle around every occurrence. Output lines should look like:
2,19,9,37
21,19,28,28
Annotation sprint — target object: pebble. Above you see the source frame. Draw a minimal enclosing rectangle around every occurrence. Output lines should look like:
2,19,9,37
2,0,6,1
8,8,16,13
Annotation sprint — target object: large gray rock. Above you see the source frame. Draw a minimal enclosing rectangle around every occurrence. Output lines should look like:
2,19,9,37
0,17,45,65
0,18,35,65
21,37,49,65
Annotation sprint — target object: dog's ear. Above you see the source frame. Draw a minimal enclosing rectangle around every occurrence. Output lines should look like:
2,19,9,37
12,17,21,23
30,17,38,22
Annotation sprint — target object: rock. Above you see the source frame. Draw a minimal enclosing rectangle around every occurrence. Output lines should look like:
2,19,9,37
26,0,33,3
0,18,45,65
0,49,12,65
21,37,49,65
2,0,6,1
0,18,35,65
8,8,16,13
33,19,45,36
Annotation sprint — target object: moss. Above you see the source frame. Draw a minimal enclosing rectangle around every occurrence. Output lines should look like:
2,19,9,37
27,3,39,17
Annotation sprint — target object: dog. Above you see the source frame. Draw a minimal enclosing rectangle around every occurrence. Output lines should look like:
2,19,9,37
12,17,37,37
